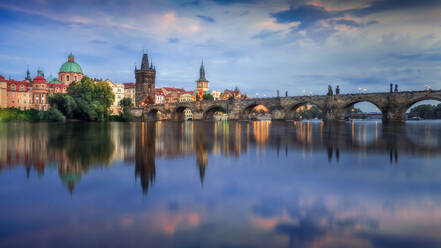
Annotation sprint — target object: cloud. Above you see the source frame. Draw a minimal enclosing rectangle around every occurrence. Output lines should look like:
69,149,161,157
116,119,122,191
196,14,215,23
271,4,338,30
251,30,282,39
347,0,441,17
168,37,179,43
334,19,361,28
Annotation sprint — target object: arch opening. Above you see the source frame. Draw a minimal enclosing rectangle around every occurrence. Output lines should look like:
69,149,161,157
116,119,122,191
203,106,228,121
242,104,271,120
173,106,193,121
286,103,323,121
344,101,382,121
406,99,441,121
146,109,161,121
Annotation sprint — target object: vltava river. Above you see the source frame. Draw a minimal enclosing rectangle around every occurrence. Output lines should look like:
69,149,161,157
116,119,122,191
1,121,441,247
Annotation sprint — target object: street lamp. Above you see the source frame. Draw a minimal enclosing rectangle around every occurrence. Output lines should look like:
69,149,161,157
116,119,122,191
358,88,362,93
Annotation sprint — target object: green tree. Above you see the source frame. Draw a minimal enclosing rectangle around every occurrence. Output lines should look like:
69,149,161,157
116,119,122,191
203,93,214,101
48,93,77,118
67,76,115,121
118,97,133,122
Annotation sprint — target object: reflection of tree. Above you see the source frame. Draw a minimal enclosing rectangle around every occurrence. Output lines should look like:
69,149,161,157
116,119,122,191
48,123,115,170
135,122,156,195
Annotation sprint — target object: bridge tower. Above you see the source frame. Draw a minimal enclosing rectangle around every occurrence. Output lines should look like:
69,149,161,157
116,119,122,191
196,60,209,92
135,52,156,107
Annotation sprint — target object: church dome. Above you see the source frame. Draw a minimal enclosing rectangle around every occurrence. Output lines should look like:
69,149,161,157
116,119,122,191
59,53,83,74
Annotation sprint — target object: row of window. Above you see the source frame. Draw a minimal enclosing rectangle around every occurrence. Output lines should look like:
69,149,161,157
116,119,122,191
63,75,78,82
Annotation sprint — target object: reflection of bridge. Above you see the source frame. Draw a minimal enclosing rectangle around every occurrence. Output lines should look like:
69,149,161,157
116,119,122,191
132,90,441,123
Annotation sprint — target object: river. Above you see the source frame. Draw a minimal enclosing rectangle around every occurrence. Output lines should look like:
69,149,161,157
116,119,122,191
1,120,441,247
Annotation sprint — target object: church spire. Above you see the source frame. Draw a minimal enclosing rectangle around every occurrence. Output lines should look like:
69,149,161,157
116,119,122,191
199,59,206,81
25,65,31,81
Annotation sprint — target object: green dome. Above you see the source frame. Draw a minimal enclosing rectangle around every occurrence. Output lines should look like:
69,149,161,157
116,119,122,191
59,61,83,74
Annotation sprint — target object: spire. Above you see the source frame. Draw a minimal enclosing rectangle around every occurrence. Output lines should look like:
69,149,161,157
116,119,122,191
198,59,207,81
25,65,31,81
150,61,153,69
141,52,149,70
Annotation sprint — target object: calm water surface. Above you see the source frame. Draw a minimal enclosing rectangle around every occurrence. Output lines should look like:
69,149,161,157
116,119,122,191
1,120,441,248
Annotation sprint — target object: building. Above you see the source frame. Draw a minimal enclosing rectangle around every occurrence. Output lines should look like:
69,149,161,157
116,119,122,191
58,53,84,85
7,80,32,110
135,52,156,106
211,90,221,100
179,91,194,103
155,89,165,104
31,69,50,111
124,83,136,106
184,108,193,120
105,79,125,115
196,60,209,92
220,88,246,100
0,75,7,108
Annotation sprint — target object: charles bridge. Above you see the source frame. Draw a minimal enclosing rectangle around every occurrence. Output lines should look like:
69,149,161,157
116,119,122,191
132,89,441,123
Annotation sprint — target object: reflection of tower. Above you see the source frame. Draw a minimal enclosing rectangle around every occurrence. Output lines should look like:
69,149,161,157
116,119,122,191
135,52,156,106
58,162,82,195
135,122,156,195
195,127,208,186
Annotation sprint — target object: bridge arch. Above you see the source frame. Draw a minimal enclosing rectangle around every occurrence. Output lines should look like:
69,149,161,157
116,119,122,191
146,109,161,121
203,106,228,120
405,97,441,121
342,100,384,121
171,106,194,121
241,103,272,120
286,102,325,121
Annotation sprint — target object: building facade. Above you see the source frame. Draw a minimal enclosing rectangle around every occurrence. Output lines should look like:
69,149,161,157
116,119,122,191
0,75,7,108
135,52,156,106
124,83,136,106
58,53,83,85
105,79,125,115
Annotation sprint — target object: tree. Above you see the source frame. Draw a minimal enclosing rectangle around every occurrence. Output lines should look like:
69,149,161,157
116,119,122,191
118,97,133,122
67,76,115,121
203,93,214,101
48,93,77,118
409,104,441,119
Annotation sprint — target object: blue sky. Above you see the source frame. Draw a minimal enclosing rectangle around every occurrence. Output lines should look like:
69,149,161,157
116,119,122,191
0,0,441,102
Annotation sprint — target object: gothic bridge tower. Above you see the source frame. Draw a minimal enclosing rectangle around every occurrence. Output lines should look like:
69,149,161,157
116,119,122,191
196,60,209,92
135,52,156,107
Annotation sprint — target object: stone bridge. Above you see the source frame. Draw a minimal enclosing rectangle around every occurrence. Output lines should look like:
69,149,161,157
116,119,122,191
132,90,441,123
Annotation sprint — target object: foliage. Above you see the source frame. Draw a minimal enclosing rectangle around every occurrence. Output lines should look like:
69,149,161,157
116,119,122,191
0,108,45,122
44,107,66,122
409,104,441,119
203,93,214,101
48,93,77,118
119,97,133,109
47,76,115,122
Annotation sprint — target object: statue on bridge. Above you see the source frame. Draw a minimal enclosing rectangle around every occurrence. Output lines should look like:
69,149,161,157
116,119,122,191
285,91,288,97
336,85,340,95
394,84,398,92
327,85,333,96
390,83,393,93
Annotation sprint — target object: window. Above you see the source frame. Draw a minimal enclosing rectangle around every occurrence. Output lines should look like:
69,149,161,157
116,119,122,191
11,84,16,91
74,76,77,81
19,86,24,91
66,75,70,81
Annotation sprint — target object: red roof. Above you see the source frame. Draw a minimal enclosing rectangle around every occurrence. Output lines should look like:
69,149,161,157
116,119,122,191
33,75,47,84
0,75,5,81
124,82,135,88
7,80,31,91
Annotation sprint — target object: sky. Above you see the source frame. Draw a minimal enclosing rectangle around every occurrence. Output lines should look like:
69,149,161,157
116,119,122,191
0,0,441,104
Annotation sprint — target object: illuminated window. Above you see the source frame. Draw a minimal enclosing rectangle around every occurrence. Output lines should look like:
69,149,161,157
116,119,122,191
66,75,70,81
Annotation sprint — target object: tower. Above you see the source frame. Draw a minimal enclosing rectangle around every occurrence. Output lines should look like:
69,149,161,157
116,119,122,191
135,52,156,106
196,60,209,92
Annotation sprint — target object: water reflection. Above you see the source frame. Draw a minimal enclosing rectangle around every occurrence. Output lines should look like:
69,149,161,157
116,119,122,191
1,121,441,247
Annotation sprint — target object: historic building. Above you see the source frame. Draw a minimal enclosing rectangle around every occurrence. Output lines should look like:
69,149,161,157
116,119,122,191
196,60,209,92
154,89,165,104
104,79,125,115
58,53,83,85
124,83,136,106
135,52,156,106
0,75,7,108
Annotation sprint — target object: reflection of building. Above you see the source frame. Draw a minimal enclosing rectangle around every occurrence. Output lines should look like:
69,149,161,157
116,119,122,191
135,52,156,106
196,60,209,92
